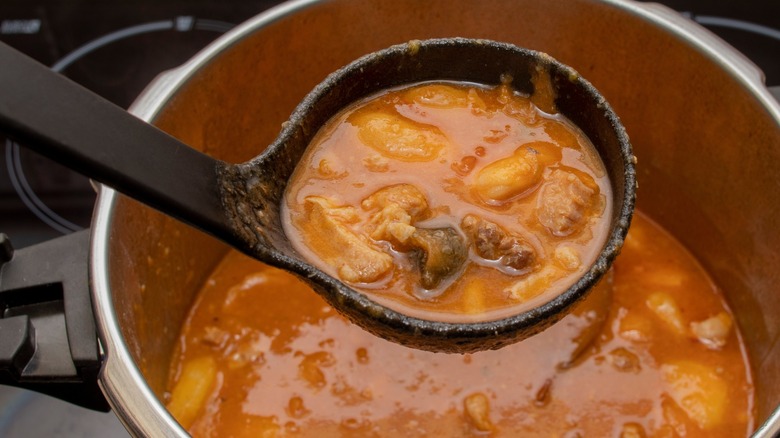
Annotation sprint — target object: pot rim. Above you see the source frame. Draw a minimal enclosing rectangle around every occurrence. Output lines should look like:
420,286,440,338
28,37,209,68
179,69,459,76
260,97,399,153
88,0,780,436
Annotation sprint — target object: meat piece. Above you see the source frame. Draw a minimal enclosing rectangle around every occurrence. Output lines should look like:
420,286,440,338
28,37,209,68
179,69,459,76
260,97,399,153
493,237,533,271
461,214,535,272
362,186,466,289
362,184,430,244
362,184,430,221
536,169,598,236
408,227,467,290
200,326,229,348
303,196,393,283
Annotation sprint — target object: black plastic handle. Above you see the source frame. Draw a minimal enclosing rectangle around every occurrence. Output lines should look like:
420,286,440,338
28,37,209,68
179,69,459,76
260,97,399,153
0,232,109,411
0,42,236,246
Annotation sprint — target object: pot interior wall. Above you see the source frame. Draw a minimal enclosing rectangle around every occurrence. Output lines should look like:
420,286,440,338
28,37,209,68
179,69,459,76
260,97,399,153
107,0,780,426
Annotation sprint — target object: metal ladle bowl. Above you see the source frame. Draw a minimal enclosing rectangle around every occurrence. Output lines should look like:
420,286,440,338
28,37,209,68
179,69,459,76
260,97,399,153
0,38,635,353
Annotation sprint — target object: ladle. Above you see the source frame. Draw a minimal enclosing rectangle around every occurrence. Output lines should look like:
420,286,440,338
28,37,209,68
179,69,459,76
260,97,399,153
0,38,635,353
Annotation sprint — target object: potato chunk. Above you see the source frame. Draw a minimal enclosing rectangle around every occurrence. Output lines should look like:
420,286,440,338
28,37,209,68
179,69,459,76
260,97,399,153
303,196,393,283
243,415,281,438
662,361,728,430
646,291,687,336
352,111,448,161
167,356,217,429
525,140,564,166
463,392,494,432
404,84,470,108
473,145,542,203
505,267,557,301
462,279,488,314
617,309,653,342
554,245,581,271
536,169,598,236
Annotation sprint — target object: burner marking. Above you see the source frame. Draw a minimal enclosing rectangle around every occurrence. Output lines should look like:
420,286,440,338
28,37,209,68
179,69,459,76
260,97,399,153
176,16,195,32
6,18,234,235
51,21,175,72
194,19,235,33
0,19,41,35
694,15,780,42
6,140,82,233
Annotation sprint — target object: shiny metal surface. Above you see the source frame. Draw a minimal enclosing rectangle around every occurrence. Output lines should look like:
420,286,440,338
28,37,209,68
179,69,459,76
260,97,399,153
89,0,780,435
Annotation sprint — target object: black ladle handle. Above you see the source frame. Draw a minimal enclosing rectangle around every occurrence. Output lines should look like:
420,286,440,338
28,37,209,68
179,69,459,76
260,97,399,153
1,38,636,355
0,42,236,245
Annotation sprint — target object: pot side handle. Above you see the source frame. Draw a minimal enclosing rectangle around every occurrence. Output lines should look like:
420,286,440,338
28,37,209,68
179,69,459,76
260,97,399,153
769,86,780,103
0,231,109,411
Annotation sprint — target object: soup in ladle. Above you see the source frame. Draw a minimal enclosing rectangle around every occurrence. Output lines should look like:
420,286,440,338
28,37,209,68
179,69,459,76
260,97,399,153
282,79,611,323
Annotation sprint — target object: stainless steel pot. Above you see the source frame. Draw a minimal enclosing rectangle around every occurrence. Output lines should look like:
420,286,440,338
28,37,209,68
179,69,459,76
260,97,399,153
3,0,779,436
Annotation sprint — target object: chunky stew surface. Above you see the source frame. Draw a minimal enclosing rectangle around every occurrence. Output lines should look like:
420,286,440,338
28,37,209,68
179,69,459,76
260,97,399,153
282,81,612,321
166,212,755,437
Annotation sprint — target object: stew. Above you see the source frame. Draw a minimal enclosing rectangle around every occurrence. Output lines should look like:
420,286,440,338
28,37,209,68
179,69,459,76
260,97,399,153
166,212,755,437
282,80,612,321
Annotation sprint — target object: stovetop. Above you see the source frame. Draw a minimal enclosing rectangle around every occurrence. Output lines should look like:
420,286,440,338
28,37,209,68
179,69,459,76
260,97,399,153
0,0,777,436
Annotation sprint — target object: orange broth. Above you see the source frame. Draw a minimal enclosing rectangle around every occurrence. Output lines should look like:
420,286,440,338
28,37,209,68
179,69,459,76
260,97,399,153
282,81,612,321
165,212,755,437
